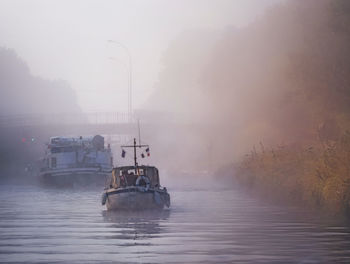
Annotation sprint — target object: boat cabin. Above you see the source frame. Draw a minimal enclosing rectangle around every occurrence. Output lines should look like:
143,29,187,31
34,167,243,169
110,165,160,188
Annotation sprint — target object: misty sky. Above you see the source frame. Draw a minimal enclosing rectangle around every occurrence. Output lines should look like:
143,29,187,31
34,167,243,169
0,0,280,113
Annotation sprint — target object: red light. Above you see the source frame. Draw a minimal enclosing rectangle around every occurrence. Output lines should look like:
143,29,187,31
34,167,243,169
22,138,26,143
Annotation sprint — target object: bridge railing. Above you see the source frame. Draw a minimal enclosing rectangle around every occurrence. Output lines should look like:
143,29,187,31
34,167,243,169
0,112,133,127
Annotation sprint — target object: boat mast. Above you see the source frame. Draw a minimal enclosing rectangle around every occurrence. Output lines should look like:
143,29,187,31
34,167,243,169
121,138,149,170
138,119,141,146
133,138,137,168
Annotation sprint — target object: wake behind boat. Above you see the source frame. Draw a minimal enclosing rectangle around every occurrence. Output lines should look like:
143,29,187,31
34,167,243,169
102,138,170,210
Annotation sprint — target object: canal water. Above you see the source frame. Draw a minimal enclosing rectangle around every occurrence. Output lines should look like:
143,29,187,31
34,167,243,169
1,184,350,263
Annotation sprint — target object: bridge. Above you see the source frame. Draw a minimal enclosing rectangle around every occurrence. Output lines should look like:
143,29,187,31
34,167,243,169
0,112,138,135
0,111,214,173
0,112,132,127
0,112,144,152
0,111,207,146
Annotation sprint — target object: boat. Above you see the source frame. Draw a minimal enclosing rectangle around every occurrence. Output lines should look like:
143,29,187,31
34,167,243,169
39,135,113,186
102,138,170,210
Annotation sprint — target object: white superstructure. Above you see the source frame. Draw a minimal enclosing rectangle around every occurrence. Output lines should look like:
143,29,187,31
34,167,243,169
39,135,113,186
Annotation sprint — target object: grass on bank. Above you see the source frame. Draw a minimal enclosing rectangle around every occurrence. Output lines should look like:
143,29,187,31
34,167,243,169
229,131,350,216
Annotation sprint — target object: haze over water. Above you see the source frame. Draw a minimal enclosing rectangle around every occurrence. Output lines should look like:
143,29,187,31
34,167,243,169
1,184,350,264
2,0,350,263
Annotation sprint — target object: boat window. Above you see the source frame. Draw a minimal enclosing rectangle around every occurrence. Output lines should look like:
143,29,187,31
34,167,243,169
51,157,57,168
63,146,74,152
51,138,60,144
126,174,138,186
155,168,160,185
51,146,78,153
146,167,159,186
129,169,144,175
85,157,96,163
119,169,144,176
51,147,61,153
116,169,140,186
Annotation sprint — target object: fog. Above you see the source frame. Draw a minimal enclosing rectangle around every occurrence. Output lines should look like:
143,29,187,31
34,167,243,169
2,1,350,263
145,0,350,177
0,0,281,180
1,0,349,185
0,0,278,112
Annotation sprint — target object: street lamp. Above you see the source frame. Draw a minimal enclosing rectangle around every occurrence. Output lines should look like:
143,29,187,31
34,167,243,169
108,40,132,122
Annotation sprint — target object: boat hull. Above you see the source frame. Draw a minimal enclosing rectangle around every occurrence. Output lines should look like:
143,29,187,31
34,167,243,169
39,168,110,187
104,187,170,210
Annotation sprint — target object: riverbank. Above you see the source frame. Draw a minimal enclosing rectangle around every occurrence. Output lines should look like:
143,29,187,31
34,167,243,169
222,131,350,217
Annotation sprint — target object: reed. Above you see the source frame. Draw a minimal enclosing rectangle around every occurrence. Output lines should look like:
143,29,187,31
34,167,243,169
232,131,350,216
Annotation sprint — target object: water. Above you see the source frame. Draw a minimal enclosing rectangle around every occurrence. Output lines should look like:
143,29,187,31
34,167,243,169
1,185,350,263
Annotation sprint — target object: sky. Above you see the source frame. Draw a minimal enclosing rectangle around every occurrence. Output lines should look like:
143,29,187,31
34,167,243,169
0,0,280,113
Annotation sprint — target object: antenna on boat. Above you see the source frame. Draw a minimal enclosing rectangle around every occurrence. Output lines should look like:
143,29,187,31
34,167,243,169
121,139,149,169
133,138,138,168
138,119,141,146
121,119,149,169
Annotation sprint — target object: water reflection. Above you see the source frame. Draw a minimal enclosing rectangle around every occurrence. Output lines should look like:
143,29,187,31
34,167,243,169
1,186,350,263
102,209,170,240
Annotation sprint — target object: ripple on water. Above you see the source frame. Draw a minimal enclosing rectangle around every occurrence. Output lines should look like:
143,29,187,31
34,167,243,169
0,185,350,263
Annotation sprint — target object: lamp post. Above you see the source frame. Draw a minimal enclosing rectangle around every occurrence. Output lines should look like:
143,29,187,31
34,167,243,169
108,40,132,122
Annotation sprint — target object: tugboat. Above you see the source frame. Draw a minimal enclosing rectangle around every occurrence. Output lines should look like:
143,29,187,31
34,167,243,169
102,138,170,210
39,135,113,186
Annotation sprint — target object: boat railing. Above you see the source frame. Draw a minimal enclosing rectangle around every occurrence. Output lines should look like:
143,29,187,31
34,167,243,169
40,162,112,172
